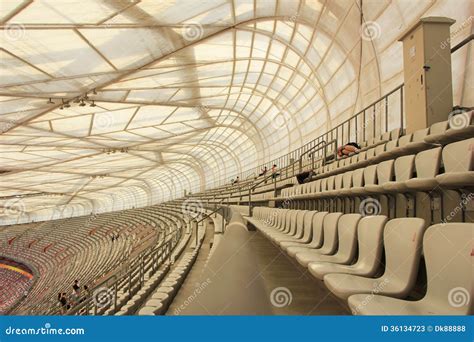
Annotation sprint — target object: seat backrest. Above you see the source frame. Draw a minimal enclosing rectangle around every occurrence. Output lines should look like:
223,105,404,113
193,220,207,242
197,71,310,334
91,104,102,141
390,128,402,139
366,148,376,160
320,177,328,192
442,138,473,172
333,214,361,263
334,174,344,190
326,176,335,191
355,215,388,274
318,212,343,254
342,171,353,189
285,210,299,233
352,168,364,187
357,151,367,163
423,223,473,314
363,164,377,185
376,160,394,184
380,131,391,142
414,147,441,178
293,210,307,237
300,211,317,242
385,139,398,153
398,133,413,148
429,120,448,135
412,128,429,142
382,217,425,295
394,155,415,181
311,179,320,193
309,211,329,247
375,143,386,156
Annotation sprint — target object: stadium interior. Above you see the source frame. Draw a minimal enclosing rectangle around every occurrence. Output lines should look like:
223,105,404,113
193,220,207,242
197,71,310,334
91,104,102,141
0,0,472,317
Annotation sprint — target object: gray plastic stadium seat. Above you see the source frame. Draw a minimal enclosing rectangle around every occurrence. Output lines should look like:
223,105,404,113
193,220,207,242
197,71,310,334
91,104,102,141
279,211,317,248
364,160,394,194
308,215,387,280
349,165,377,196
324,217,425,300
382,155,416,193
404,147,442,191
296,214,361,266
425,112,473,145
268,210,307,243
294,212,343,267
284,212,328,256
348,223,473,315
436,138,474,188
398,128,430,154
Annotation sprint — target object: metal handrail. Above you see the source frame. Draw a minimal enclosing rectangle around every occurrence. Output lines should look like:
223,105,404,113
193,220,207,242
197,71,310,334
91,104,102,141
298,139,337,173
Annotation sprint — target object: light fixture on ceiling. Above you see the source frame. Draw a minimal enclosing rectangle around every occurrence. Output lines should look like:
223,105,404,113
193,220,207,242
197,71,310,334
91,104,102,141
90,100,96,107
47,98,54,104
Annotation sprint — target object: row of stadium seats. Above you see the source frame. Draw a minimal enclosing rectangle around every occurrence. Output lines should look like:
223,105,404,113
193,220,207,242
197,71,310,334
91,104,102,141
247,207,471,315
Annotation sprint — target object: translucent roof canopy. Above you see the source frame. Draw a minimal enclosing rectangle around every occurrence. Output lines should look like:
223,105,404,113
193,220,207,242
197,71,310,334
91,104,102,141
0,0,472,224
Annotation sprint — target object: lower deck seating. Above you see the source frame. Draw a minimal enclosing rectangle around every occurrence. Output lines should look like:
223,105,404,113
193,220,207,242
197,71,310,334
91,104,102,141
246,207,473,315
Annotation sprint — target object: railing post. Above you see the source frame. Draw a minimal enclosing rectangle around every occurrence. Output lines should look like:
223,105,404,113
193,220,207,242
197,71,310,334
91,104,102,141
248,188,253,217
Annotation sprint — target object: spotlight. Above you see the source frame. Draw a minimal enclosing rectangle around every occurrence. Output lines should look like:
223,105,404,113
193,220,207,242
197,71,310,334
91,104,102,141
47,98,54,104
79,100,86,107
90,100,96,107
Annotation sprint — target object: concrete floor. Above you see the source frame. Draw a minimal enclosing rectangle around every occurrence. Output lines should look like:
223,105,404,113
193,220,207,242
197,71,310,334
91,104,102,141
168,212,349,315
